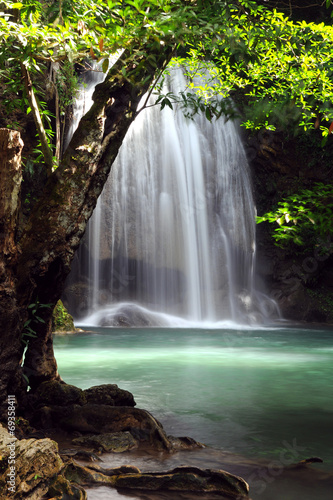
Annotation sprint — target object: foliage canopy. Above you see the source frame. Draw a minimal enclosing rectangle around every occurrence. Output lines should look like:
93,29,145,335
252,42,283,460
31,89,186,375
257,183,333,251
1,0,332,249
174,3,333,140
1,0,333,145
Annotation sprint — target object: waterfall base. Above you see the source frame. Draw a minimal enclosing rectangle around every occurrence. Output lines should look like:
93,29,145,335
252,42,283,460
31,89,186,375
75,300,278,329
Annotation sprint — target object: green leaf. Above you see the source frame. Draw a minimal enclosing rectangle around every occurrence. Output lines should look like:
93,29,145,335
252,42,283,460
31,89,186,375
23,331,37,338
102,58,109,73
35,316,45,323
205,106,212,121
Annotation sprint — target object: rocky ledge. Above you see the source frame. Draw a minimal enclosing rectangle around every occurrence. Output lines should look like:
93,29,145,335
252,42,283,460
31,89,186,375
0,422,250,499
0,382,252,498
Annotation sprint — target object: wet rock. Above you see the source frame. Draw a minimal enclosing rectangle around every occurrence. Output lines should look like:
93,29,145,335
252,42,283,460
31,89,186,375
72,431,138,452
64,462,249,498
61,449,102,462
30,382,136,417
168,435,205,451
0,424,63,499
84,383,136,407
62,282,91,319
35,405,173,450
46,474,87,499
64,460,114,486
98,303,158,327
32,380,87,407
297,457,323,465
10,417,37,440
52,299,77,333
113,466,249,497
86,464,141,476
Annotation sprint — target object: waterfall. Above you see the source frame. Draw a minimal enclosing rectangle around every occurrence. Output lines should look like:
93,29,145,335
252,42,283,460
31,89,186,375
65,66,278,327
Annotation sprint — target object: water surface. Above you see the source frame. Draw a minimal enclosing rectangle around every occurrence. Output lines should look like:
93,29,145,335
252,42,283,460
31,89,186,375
54,326,333,499
54,327,333,461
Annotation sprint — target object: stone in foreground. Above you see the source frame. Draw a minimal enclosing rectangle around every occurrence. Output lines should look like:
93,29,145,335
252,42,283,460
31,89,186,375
64,462,250,498
0,424,63,499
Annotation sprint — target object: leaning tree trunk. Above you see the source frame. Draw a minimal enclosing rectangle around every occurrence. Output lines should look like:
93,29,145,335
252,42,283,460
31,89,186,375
0,129,27,415
0,47,172,418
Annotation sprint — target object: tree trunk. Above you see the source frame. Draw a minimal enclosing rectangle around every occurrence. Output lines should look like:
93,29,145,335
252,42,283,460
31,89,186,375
0,129,26,416
0,47,173,418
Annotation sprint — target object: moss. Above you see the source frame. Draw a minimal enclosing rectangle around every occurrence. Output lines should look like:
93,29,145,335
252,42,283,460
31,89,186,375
34,380,87,406
52,299,76,332
47,473,87,499
306,287,333,322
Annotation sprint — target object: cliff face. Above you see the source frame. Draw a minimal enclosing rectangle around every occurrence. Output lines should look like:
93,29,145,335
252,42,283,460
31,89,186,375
246,129,333,323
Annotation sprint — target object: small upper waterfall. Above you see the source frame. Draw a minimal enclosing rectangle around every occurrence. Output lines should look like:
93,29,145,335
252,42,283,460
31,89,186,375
65,66,277,327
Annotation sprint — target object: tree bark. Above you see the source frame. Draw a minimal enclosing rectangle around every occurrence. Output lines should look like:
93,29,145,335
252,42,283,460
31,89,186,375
0,46,173,416
0,129,26,415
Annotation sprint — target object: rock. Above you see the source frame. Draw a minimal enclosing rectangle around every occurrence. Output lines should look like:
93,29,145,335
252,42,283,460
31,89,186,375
113,466,249,498
86,464,141,476
63,462,249,498
35,405,173,451
0,424,63,499
83,384,136,407
10,417,37,440
32,380,87,407
97,303,160,327
167,435,205,450
46,474,87,499
52,299,77,333
29,381,136,414
61,449,102,462
72,431,138,452
64,460,114,487
62,282,92,319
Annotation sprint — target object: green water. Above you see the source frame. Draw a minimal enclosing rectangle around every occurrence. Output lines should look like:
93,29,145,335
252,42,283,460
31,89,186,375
54,326,333,467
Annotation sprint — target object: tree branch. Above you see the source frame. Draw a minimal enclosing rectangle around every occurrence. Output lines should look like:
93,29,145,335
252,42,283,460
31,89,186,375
20,63,54,174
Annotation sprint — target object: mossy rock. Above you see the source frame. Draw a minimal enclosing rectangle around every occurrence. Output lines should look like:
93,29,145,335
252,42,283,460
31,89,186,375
33,380,87,407
83,384,136,407
52,299,76,332
47,474,87,499
0,424,64,499
72,431,138,453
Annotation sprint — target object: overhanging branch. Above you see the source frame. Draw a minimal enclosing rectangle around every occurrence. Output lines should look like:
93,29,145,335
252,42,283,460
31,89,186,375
20,63,54,174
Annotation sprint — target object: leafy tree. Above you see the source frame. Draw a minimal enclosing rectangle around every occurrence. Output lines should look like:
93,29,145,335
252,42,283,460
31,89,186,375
0,0,240,417
173,2,333,140
1,0,333,418
257,183,333,251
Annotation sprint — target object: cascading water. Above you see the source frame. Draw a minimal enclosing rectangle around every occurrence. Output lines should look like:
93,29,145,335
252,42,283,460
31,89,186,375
65,66,277,327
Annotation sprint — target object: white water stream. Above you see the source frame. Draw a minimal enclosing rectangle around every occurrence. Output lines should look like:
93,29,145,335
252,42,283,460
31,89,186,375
65,65,277,327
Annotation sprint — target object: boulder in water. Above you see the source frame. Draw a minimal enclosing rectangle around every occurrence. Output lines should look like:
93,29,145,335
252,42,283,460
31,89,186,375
32,380,87,407
72,431,138,453
98,303,157,327
83,384,136,407
33,404,174,451
30,381,136,409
